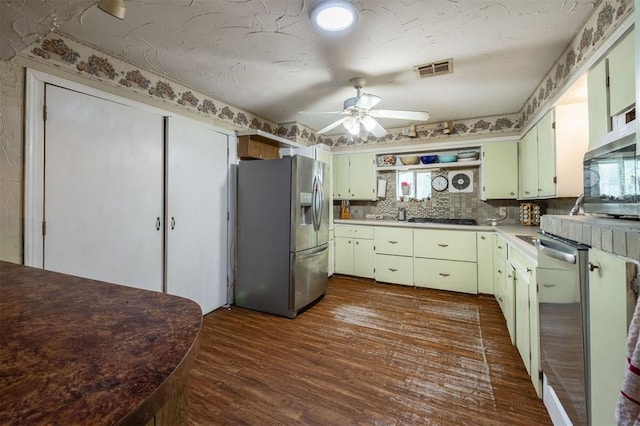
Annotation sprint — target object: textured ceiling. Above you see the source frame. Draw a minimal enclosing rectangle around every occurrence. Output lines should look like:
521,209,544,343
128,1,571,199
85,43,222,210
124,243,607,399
3,0,597,134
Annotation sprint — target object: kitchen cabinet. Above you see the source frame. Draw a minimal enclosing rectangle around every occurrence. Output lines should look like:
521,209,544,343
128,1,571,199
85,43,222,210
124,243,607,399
536,110,555,198
477,232,494,294
493,235,515,344
509,244,540,396
332,153,377,200
588,248,637,426
608,29,636,116
237,135,280,160
374,227,413,286
519,105,587,199
480,142,518,200
518,125,538,199
587,59,609,149
328,229,335,276
414,229,478,294
334,225,374,278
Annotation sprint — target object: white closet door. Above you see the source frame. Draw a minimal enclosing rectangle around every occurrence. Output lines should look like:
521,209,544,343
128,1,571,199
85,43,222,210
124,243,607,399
166,117,228,314
44,84,164,292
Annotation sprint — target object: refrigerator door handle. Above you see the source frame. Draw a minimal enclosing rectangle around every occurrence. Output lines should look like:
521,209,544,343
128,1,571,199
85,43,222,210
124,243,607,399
296,244,328,260
316,173,324,232
311,174,319,232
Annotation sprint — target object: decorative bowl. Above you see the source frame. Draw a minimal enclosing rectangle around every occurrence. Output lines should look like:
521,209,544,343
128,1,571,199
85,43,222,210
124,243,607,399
398,155,420,165
438,154,458,163
420,155,438,164
377,155,395,167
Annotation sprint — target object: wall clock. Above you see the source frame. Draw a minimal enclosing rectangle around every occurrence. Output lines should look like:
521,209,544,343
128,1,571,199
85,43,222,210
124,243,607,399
431,175,448,192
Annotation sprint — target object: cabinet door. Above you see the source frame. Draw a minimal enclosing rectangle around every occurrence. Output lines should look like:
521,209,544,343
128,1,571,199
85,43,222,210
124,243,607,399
519,126,538,198
504,261,516,344
375,254,413,285
587,59,609,149
589,248,636,426
608,29,636,116
414,229,477,262
349,153,376,200
335,237,354,275
515,268,531,375
477,232,494,294
374,227,413,256
536,109,556,197
414,258,478,294
494,255,506,314
481,142,518,200
167,118,229,314
332,154,350,199
353,238,375,278
528,265,541,398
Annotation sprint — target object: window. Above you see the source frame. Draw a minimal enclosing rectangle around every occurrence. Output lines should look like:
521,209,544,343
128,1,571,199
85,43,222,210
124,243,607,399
397,171,432,200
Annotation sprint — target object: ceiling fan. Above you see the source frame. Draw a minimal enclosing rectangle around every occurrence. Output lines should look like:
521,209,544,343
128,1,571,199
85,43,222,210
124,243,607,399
310,77,431,137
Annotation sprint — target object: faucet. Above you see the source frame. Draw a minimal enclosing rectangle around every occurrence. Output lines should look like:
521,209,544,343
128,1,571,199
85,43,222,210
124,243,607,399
569,193,585,216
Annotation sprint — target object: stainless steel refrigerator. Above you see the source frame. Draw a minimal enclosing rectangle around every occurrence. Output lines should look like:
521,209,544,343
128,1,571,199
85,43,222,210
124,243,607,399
236,155,329,318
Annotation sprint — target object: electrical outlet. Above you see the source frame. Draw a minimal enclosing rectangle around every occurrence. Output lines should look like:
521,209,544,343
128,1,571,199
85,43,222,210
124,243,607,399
499,207,507,216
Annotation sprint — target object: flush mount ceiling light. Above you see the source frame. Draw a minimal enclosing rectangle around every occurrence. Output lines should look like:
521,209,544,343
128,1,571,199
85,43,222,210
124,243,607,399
98,0,126,19
310,1,358,32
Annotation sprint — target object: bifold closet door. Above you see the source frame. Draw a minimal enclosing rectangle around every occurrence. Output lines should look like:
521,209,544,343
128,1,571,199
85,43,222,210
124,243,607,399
44,84,164,291
166,117,228,314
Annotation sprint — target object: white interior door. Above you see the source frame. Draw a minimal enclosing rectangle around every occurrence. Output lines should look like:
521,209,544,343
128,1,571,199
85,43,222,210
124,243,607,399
166,117,228,314
44,84,164,291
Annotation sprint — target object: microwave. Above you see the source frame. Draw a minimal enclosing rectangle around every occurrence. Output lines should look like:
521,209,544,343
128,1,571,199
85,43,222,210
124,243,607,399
583,133,639,217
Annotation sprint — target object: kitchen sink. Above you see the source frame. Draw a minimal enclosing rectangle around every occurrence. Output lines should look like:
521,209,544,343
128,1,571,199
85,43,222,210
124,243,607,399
515,234,538,246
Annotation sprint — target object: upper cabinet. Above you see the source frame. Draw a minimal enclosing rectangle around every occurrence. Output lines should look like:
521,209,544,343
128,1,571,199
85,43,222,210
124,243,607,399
237,135,280,160
333,153,377,200
480,142,518,200
587,28,636,149
519,105,587,199
608,29,636,117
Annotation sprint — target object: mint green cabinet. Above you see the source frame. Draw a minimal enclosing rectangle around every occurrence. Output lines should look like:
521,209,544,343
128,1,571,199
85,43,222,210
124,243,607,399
476,232,494,294
608,29,636,116
587,59,609,149
480,142,518,200
518,126,538,199
332,153,376,200
536,110,556,197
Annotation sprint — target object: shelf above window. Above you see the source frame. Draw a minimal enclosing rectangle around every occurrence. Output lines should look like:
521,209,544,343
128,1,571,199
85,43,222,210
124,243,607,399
376,160,481,171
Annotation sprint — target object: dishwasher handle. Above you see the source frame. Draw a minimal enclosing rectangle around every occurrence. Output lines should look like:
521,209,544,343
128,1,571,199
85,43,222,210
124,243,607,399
536,239,576,264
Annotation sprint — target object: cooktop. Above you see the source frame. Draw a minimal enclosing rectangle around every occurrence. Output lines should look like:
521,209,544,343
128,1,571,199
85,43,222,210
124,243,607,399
407,218,478,226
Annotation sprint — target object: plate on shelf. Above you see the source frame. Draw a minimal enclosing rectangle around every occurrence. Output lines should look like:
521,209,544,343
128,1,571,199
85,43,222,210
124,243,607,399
457,157,478,162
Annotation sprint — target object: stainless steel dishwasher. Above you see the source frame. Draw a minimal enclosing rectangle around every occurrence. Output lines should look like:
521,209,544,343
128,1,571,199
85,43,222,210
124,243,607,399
537,233,590,426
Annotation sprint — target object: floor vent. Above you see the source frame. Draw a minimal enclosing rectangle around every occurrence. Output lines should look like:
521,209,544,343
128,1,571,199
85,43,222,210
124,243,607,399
414,59,453,79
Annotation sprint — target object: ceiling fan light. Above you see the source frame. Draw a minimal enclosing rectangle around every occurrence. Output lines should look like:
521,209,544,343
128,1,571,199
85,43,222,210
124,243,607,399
361,115,376,132
343,116,357,130
347,121,360,135
311,1,358,32
98,0,126,19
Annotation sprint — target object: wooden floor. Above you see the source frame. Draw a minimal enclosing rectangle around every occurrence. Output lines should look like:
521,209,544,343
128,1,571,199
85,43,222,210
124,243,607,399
188,276,551,425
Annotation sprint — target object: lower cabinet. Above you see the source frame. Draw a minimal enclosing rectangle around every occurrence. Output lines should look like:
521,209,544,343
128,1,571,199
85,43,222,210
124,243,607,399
589,247,637,425
477,232,494,294
328,229,335,276
334,225,374,278
414,258,477,293
375,254,413,285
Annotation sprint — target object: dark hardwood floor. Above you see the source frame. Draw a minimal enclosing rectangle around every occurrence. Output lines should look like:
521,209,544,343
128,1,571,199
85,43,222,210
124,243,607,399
188,276,551,425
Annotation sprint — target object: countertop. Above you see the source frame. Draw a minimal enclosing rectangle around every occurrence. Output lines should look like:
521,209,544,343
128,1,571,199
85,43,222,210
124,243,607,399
334,219,539,260
0,261,202,425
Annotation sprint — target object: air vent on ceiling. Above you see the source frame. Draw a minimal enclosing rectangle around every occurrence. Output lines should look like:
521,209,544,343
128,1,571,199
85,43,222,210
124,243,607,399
414,58,453,79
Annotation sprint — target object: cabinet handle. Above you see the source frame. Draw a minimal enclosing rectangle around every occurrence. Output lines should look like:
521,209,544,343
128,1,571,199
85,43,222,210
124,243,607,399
497,269,502,274
524,191,530,195
356,241,359,245
508,274,513,279
171,217,176,230
588,262,600,272
526,267,532,273
497,245,503,249
388,268,398,272
348,240,351,244
510,192,515,196
480,236,485,240
388,240,398,244
155,217,161,231
437,244,448,248
439,273,450,277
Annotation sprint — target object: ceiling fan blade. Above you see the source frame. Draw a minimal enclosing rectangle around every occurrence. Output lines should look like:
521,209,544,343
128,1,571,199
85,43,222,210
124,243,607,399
370,109,430,121
316,117,349,135
299,110,347,115
368,119,387,138
356,93,382,110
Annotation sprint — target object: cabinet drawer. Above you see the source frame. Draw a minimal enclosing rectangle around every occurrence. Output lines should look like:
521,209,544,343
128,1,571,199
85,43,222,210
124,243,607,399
509,245,536,279
374,227,413,256
414,229,476,262
334,225,374,239
494,235,508,261
414,258,478,294
375,254,413,286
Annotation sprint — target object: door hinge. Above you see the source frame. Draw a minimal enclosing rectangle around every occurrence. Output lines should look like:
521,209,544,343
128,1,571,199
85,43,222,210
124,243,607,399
42,220,46,236
539,371,544,381
553,176,557,184
43,105,47,121
552,121,556,129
